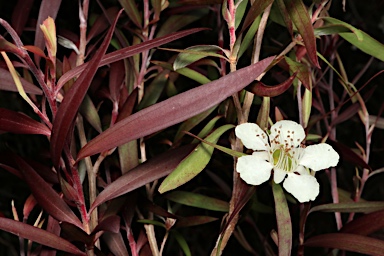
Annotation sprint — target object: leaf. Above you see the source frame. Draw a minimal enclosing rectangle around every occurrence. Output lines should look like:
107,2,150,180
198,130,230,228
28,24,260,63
172,230,191,256
50,11,121,168
174,215,218,228
272,182,292,256
173,45,227,70
324,17,384,62
158,124,234,193
304,233,384,255
174,107,217,143
118,0,142,28
16,156,83,229
77,56,274,159
340,209,384,235
156,9,209,38
90,145,195,212
57,28,207,89
34,0,61,65
283,0,319,67
79,94,102,133
0,217,86,255
165,191,229,212
309,202,384,215
102,232,129,256
0,108,50,136
92,215,121,234
137,70,169,110
11,0,34,35
240,0,274,33
284,56,311,89
245,72,297,97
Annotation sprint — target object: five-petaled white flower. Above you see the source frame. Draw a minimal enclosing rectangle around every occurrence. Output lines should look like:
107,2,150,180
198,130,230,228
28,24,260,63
235,120,339,203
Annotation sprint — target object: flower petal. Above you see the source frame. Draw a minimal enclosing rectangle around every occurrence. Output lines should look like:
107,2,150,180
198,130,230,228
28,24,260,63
235,123,269,151
273,169,286,184
270,120,305,148
236,155,273,185
283,173,319,203
299,143,339,171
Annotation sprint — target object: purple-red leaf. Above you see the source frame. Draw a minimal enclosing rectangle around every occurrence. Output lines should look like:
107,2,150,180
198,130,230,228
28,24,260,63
304,233,384,255
50,11,121,168
57,28,207,89
240,0,274,33
0,108,50,135
283,0,319,68
245,73,296,97
0,217,86,255
0,68,42,94
92,215,121,234
340,209,384,235
11,0,34,35
78,56,274,159
90,145,194,212
16,156,83,229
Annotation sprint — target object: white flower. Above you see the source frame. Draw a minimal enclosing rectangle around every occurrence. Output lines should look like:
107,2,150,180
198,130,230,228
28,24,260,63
235,120,339,203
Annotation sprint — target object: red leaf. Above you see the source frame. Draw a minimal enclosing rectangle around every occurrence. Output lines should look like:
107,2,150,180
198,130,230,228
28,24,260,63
56,28,207,89
50,11,122,168
0,68,42,95
305,233,384,255
78,56,274,159
283,0,319,68
90,145,195,212
11,0,34,35
245,73,296,97
92,215,121,234
16,156,83,229
240,0,274,33
340,209,384,235
0,108,50,135
0,217,86,255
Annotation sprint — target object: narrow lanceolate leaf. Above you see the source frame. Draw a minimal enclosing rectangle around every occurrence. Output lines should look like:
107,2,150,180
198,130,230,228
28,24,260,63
165,191,229,212
340,209,384,235
173,45,228,70
245,73,296,97
309,202,384,215
77,56,274,159
0,217,86,255
0,68,42,94
158,124,234,193
90,145,195,212
16,156,82,229
324,17,384,62
118,0,142,28
50,11,121,168
272,182,292,256
0,108,50,136
304,233,384,255
283,0,319,68
240,0,274,33
57,28,207,89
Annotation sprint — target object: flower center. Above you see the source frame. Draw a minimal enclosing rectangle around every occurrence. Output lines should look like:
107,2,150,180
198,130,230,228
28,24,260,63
272,147,297,173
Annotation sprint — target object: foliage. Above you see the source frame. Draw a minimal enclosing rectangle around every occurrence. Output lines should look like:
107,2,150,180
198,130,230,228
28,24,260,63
0,0,384,255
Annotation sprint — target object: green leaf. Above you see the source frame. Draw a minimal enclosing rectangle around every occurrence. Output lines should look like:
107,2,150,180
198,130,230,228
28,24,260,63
192,115,222,144
172,230,191,256
235,0,248,30
320,17,363,40
309,202,384,214
165,191,229,212
174,107,217,143
79,94,102,133
173,45,228,70
138,70,169,110
158,124,234,193
272,182,292,256
324,17,384,62
118,0,142,28
176,67,211,84
238,15,261,59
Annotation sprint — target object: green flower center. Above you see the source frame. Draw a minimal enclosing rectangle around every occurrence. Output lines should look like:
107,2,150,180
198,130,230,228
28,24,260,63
272,147,297,173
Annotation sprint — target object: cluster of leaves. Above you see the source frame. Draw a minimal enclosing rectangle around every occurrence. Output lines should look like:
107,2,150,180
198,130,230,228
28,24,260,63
0,0,384,255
